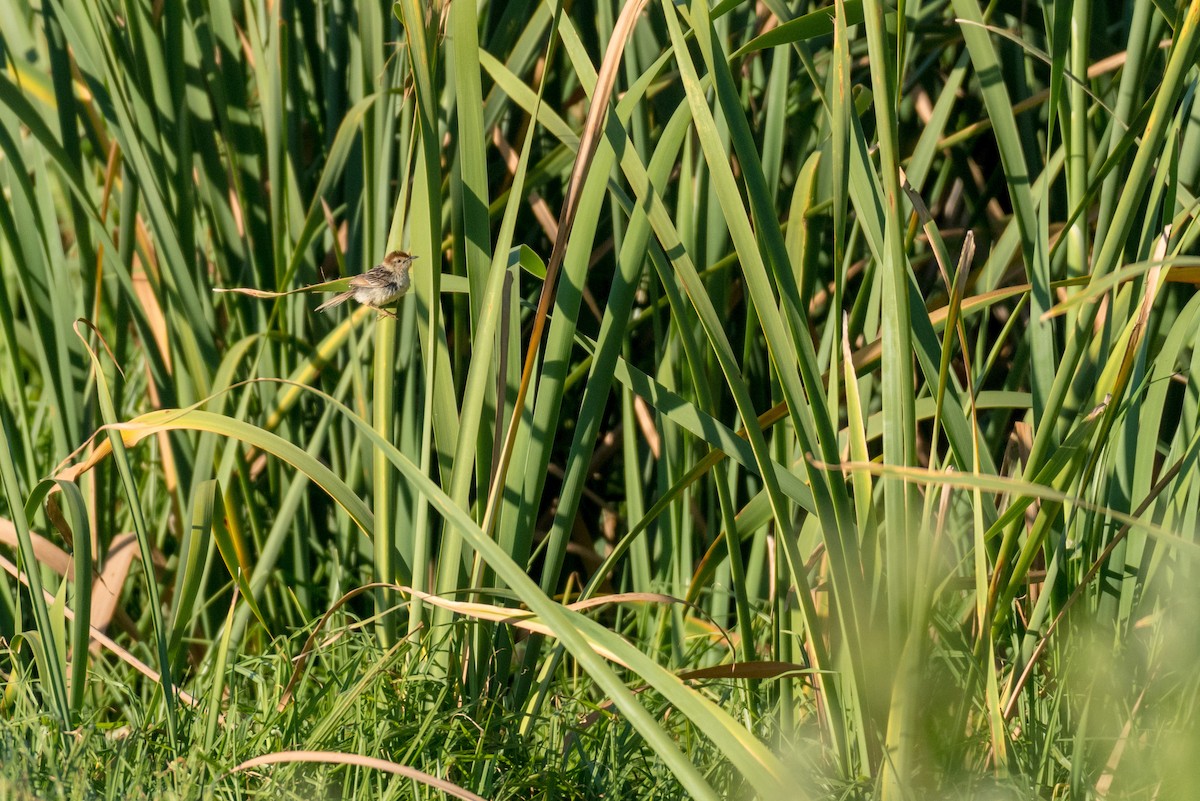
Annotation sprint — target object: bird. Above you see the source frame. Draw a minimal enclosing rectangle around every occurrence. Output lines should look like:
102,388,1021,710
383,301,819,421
316,251,416,313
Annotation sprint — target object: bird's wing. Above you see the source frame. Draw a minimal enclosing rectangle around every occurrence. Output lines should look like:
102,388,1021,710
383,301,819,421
347,267,391,289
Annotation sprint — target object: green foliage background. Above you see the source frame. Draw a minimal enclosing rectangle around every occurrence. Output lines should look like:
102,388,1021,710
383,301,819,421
1,0,1199,798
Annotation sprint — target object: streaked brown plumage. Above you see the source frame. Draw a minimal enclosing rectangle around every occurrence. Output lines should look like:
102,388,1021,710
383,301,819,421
316,251,416,312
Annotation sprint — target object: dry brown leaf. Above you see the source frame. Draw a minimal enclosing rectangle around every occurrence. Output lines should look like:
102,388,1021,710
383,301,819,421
224,751,486,801
0,519,74,578
89,533,140,642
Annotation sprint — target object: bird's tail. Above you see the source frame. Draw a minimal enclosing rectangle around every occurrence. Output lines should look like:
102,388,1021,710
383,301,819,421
316,290,354,312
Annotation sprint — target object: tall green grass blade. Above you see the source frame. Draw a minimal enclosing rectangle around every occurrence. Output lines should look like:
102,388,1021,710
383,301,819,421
77,323,177,744
0,412,71,725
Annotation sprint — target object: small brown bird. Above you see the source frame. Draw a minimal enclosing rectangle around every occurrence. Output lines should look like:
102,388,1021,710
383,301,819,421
316,251,416,312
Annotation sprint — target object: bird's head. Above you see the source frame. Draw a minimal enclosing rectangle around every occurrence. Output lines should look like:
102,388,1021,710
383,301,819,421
383,250,416,273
